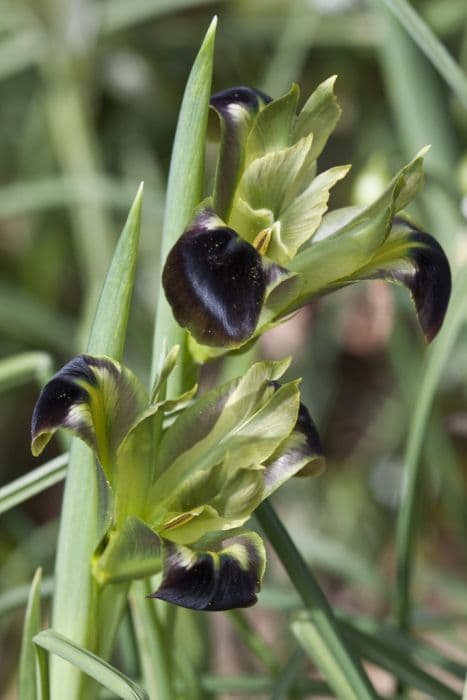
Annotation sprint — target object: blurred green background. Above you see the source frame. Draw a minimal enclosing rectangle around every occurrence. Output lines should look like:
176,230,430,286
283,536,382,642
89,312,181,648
1,0,467,697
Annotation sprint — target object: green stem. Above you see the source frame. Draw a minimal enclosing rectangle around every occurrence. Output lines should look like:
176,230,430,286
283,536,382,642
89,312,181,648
255,500,377,700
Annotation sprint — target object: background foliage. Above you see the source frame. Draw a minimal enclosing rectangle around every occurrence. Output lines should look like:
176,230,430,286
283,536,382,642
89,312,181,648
1,0,467,697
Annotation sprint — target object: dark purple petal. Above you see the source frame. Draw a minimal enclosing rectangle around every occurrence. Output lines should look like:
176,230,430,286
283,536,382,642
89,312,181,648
31,354,145,460
210,87,271,220
264,383,325,495
388,218,451,342
210,86,271,115
149,534,265,611
31,355,96,456
163,217,280,346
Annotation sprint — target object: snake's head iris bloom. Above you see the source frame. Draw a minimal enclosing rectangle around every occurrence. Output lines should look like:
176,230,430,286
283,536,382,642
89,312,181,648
162,80,451,357
31,351,324,611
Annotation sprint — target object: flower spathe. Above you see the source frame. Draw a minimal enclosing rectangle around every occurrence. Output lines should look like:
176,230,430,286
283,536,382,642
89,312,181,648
31,350,324,610
162,80,451,357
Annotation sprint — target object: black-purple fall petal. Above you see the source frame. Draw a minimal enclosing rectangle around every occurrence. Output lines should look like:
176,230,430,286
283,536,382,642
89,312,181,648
387,218,451,342
264,384,325,495
31,353,145,460
163,220,271,346
210,86,271,220
149,534,265,611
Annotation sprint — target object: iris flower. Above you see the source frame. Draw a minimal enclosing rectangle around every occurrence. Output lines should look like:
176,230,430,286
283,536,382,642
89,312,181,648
31,349,324,610
163,81,451,359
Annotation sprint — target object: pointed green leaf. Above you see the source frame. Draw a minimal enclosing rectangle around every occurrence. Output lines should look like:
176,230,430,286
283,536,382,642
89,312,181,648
88,184,143,359
33,630,149,700
293,75,342,163
275,164,351,261
150,344,180,402
150,532,266,611
152,19,217,392
93,517,161,585
19,568,43,700
51,185,143,699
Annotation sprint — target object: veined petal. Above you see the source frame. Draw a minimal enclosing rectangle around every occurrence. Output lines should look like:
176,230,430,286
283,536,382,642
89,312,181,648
31,354,146,472
149,532,266,611
284,218,450,343
211,86,271,220
293,76,342,164
264,386,325,497
149,360,297,513
246,83,300,159
162,208,285,346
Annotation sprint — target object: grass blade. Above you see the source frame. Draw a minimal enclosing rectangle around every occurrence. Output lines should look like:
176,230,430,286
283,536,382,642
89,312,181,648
395,265,467,632
256,501,377,700
50,186,143,700
0,352,52,393
0,454,68,516
129,580,173,700
0,577,53,619
150,17,216,393
378,0,467,109
102,0,219,33
33,630,149,700
19,568,43,700
341,621,460,700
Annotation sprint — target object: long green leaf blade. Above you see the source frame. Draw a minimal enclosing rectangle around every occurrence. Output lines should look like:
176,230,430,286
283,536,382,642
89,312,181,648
378,0,467,110
395,265,467,631
0,352,52,393
256,501,377,699
19,568,43,700
0,454,68,516
291,612,374,700
151,18,217,393
33,630,149,700
51,185,143,699
129,580,173,700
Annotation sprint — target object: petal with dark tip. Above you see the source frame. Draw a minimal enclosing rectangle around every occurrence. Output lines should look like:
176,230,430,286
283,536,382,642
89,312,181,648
388,218,451,342
210,86,271,117
210,87,271,221
355,218,451,342
162,214,284,347
149,533,266,611
263,385,325,496
31,354,146,466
